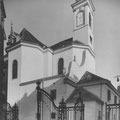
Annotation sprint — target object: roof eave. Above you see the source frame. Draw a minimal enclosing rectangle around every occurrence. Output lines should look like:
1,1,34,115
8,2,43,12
64,77,78,88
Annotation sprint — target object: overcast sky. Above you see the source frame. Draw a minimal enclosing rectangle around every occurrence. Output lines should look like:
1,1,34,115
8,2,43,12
4,0,120,88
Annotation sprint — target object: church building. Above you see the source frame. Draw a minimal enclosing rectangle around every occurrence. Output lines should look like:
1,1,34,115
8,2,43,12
5,0,120,120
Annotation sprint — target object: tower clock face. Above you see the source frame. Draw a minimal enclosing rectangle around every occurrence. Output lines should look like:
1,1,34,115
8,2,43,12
76,11,84,26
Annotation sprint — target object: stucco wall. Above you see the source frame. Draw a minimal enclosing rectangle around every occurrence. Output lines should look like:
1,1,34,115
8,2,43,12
69,47,95,80
20,45,44,83
19,84,37,120
84,101,96,120
7,47,21,105
83,84,101,99
44,50,53,77
83,83,120,120
73,26,89,45
83,83,119,103
85,50,95,73
73,47,95,73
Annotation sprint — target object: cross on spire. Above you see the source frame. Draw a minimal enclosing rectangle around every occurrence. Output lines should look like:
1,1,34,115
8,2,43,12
10,21,13,35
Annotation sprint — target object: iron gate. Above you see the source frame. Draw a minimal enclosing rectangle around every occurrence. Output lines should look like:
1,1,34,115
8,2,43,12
36,81,84,120
7,103,19,120
106,103,120,120
58,96,84,120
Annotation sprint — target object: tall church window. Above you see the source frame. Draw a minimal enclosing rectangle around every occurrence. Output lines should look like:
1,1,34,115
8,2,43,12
89,13,92,28
58,58,64,75
107,90,111,101
12,60,18,79
90,36,92,44
114,96,117,104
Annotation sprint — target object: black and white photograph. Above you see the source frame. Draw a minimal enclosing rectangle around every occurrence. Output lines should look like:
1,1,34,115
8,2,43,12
0,0,120,120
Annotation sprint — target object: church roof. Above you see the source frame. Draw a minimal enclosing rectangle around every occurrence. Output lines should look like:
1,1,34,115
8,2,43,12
6,28,88,52
50,38,85,51
66,86,104,104
20,28,47,49
19,29,85,51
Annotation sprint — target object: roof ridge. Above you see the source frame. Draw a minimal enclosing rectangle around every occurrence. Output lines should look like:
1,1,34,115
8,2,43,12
79,71,109,82
66,86,103,104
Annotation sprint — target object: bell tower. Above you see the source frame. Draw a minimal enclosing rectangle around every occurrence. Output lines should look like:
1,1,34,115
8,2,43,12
68,0,96,80
71,0,95,51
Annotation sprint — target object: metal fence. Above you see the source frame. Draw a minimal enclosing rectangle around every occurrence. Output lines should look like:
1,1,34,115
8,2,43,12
106,103,120,120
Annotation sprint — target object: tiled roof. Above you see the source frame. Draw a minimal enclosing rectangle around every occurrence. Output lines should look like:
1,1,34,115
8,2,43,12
50,38,73,50
63,74,103,104
78,71,120,97
78,71,110,84
7,26,89,52
50,38,85,51
20,28,47,49
66,87,104,104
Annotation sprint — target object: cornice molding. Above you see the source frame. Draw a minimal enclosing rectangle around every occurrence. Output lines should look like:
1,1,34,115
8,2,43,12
71,0,95,12
53,44,95,58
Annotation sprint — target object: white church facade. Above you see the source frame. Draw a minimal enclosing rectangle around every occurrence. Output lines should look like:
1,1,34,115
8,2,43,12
5,0,120,120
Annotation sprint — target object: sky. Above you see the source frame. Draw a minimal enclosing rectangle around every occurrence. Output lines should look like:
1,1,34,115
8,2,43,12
3,0,120,88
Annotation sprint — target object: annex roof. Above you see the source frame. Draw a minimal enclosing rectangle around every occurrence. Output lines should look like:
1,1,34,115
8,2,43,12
78,71,110,84
66,86,104,104
78,71,120,96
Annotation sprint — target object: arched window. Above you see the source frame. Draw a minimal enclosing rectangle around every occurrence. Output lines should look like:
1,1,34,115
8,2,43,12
58,58,64,75
90,36,92,44
12,60,18,79
89,13,92,28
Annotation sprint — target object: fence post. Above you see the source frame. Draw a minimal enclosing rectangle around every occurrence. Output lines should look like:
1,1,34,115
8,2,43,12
58,97,67,120
36,81,41,120
12,103,19,120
